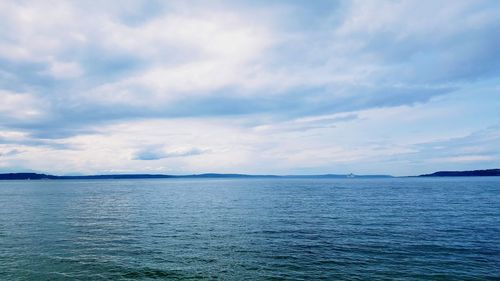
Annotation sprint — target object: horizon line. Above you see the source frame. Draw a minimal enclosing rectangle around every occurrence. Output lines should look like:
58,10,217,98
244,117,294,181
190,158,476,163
0,168,499,179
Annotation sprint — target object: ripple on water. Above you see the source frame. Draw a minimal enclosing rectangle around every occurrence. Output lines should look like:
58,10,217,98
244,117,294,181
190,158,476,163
0,178,499,280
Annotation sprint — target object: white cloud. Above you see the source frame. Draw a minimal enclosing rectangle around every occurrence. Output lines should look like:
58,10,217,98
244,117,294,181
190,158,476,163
0,90,46,120
43,60,83,79
432,155,496,163
81,9,280,105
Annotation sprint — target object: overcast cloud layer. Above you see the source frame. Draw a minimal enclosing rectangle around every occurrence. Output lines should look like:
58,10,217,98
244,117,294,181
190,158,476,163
0,0,499,176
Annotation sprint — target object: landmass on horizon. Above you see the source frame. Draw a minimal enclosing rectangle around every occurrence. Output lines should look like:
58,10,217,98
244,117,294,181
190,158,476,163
0,173,391,180
0,169,498,180
418,169,500,177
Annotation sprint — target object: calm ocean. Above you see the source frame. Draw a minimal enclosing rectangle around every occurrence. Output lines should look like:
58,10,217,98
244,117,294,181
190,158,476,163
0,178,499,280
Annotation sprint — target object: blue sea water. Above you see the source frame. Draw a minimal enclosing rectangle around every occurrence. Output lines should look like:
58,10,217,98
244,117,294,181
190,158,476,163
0,177,499,280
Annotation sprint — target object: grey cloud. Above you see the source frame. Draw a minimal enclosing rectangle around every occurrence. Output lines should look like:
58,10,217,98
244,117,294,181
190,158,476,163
384,124,500,169
0,83,452,141
0,149,23,157
254,113,359,132
0,1,498,141
414,125,500,158
133,147,206,161
0,134,77,150
292,113,359,131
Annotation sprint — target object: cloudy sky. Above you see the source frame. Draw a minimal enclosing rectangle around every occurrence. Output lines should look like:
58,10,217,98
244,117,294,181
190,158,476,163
0,0,499,176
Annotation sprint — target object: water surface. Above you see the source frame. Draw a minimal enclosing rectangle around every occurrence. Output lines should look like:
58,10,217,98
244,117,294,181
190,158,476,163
0,178,499,280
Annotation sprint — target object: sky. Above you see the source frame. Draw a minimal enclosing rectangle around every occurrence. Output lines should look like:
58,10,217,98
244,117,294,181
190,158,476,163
0,0,499,176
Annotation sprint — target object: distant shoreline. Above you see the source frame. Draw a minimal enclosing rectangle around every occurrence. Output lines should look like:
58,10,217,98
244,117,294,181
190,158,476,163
418,169,500,177
0,169,499,180
0,173,392,180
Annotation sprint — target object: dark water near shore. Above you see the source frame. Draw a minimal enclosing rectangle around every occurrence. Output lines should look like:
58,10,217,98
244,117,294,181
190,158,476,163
0,178,499,280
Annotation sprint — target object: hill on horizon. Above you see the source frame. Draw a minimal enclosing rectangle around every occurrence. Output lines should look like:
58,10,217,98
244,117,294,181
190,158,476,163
419,169,500,177
0,172,392,180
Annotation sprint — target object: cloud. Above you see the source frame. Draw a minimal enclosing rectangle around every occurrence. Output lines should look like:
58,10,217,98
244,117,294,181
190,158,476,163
431,155,496,163
43,60,83,79
373,124,500,174
0,149,22,157
1,1,496,131
334,0,500,82
0,90,46,120
416,125,500,161
254,113,359,132
133,146,206,161
0,1,499,174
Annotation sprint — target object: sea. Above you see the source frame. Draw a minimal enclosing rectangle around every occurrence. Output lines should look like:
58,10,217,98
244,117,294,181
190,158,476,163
0,177,499,280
